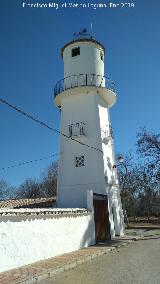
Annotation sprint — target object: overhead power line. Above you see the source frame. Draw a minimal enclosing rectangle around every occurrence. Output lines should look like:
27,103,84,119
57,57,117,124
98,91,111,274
0,98,102,153
0,153,59,171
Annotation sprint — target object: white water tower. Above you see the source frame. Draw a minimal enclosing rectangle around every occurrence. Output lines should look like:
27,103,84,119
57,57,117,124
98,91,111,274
54,29,124,238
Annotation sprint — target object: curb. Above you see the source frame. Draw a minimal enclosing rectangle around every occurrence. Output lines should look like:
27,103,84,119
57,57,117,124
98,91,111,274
21,248,115,284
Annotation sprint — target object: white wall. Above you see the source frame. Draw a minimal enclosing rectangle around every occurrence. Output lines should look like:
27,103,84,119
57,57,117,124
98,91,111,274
57,92,106,208
63,41,104,79
0,209,95,273
97,95,125,236
107,185,125,237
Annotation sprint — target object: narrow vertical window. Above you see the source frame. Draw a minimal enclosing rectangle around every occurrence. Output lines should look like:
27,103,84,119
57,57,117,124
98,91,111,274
100,51,104,62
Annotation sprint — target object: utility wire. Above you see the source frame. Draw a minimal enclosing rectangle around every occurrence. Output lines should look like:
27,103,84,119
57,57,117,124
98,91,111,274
0,153,59,171
0,98,102,153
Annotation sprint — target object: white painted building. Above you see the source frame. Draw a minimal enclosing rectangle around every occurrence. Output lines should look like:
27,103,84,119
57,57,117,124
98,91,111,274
54,31,125,240
0,32,125,273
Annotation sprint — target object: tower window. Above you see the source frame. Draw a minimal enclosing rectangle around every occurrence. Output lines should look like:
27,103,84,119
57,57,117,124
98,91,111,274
100,51,104,62
75,156,84,167
69,122,85,137
72,47,80,57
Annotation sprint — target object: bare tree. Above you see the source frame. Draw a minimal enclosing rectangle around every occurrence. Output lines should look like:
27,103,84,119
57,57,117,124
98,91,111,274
116,150,160,220
17,178,41,199
136,128,160,218
41,161,58,197
116,154,140,219
0,179,15,200
15,161,58,200
137,128,160,172
134,165,158,220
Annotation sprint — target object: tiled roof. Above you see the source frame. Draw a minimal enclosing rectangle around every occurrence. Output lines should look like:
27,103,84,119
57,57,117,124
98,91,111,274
0,197,56,209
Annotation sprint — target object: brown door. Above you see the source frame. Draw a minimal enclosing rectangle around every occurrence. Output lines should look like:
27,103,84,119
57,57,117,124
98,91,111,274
93,194,111,242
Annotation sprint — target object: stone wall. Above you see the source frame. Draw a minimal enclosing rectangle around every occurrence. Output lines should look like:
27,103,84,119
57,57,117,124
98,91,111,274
0,208,95,272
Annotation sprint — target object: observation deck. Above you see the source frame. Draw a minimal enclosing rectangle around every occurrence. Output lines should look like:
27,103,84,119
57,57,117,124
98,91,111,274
54,73,116,108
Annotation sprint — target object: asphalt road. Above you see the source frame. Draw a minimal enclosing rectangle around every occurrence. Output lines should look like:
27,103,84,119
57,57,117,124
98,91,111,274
41,229,160,284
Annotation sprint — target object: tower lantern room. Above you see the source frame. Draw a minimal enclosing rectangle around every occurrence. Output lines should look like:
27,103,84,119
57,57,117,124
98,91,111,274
54,29,124,239
61,38,105,78
54,31,116,108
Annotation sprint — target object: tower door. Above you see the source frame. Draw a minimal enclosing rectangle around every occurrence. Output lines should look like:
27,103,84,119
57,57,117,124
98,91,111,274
93,194,111,242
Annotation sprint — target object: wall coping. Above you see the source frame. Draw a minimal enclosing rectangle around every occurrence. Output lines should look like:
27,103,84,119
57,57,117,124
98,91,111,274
0,208,90,217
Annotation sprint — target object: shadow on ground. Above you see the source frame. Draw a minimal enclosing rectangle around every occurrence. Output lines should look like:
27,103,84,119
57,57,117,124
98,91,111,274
94,239,130,247
128,226,160,230
142,236,160,240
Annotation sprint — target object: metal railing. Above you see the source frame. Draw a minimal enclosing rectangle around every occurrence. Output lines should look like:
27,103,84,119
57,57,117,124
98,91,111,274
54,74,116,97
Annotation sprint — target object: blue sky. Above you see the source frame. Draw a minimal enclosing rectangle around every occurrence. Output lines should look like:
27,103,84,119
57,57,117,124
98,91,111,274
0,0,159,187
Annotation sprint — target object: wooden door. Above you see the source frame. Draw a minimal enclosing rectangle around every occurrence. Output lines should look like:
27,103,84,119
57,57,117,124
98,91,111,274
93,194,111,242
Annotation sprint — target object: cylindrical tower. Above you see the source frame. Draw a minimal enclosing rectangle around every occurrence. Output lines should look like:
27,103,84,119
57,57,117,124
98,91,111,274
62,38,105,78
54,37,116,108
54,31,124,239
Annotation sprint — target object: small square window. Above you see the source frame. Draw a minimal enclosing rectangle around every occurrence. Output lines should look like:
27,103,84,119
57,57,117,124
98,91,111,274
72,47,80,57
75,156,84,167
